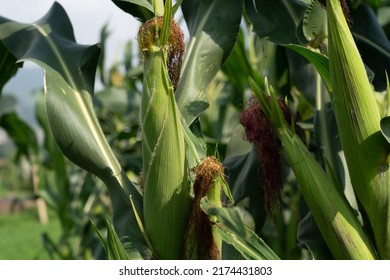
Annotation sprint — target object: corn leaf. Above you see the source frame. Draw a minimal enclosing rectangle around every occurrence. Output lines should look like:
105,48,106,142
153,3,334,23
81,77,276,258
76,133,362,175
97,23,110,86
285,44,331,90
360,0,382,9
302,0,327,43
177,0,243,125
35,90,70,214
198,76,241,152
200,197,280,260
111,0,155,22
105,220,132,260
92,219,132,260
297,212,333,259
0,41,19,95
224,148,267,234
0,95,38,160
0,2,148,259
0,111,38,159
350,3,390,90
222,29,264,101
245,0,308,45
91,219,109,257
380,116,390,144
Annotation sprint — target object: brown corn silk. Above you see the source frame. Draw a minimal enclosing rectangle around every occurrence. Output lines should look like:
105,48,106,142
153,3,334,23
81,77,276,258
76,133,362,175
138,16,184,91
183,156,224,260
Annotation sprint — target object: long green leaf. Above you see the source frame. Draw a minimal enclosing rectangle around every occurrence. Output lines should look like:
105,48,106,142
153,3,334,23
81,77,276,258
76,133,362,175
177,0,243,125
200,198,280,260
0,2,148,259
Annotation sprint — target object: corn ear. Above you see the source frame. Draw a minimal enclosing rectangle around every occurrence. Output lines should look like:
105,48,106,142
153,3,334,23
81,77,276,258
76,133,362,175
138,13,190,259
326,0,390,258
250,78,377,259
183,156,230,259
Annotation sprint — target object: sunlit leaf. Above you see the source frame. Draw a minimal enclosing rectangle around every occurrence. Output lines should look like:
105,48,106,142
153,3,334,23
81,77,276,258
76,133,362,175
177,0,243,124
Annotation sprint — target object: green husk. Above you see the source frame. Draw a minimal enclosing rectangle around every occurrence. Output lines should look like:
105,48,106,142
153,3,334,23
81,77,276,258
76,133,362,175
250,78,377,259
138,12,190,259
326,0,390,258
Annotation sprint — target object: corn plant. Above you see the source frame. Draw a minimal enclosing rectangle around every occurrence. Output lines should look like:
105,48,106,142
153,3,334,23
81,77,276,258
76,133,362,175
1,0,390,260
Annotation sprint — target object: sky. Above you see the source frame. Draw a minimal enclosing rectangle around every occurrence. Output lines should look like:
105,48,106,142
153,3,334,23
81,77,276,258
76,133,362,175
0,0,141,68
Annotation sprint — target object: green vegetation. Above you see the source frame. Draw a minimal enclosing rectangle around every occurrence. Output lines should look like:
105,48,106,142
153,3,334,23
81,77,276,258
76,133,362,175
1,0,390,260
0,208,61,260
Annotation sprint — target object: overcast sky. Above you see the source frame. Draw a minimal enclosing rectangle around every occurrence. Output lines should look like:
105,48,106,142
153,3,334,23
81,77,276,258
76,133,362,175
0,0,141,68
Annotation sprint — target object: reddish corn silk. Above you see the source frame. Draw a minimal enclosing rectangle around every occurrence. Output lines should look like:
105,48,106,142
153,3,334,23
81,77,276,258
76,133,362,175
240,98,297,216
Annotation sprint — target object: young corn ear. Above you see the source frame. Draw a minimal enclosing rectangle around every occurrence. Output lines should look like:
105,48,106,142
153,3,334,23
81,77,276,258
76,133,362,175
183,156,227,260
138,15,190,259
250,78,377,259
326,0,390,258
